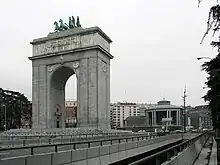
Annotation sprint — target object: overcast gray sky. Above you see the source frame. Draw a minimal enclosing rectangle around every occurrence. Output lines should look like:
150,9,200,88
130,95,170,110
0,0,217,106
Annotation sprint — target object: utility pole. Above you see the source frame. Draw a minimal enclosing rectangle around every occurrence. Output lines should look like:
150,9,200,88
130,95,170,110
20,100,22,129
182,85,188,133
4,105,6,131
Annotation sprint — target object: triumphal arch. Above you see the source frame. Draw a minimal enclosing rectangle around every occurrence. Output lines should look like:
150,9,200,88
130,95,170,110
29,16,113,129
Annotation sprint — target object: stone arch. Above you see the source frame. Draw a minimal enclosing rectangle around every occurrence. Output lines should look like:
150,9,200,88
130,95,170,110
29,27,113,129
49,65,75,128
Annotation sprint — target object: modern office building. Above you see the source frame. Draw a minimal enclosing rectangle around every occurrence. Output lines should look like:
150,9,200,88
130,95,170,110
145,99,183,127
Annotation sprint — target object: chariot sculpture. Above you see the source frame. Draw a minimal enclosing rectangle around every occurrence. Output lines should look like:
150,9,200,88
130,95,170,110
53,16,81,32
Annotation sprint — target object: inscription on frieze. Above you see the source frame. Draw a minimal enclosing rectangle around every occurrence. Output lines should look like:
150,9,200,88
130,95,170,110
99,35,109,51
33,33,110,56
34,36,81,56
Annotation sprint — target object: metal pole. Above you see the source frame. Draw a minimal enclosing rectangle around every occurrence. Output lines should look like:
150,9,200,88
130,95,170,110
20,101,22,129
4,105,6,131
182,86,187,133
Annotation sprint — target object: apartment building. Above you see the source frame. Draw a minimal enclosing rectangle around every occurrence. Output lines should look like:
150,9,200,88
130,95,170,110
65,100,77,127
110,102,140,129
188,105,212,130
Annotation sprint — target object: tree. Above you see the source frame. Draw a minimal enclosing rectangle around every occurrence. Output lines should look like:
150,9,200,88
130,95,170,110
202,56,220,129
0,88,32,130
199,1,220,164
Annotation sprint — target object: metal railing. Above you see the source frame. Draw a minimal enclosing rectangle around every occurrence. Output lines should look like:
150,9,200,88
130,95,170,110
0,132,150,148
1,128,133,138
0,131,135,140
127,131,208,165
0,133,161,156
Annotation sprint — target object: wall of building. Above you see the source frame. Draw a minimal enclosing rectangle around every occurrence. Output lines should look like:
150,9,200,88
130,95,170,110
64,100,77,127
188,105,212,130
110,102,139,129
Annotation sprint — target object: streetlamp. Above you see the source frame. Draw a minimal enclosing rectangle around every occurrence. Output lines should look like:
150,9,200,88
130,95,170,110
1,104,6,131
197,57,212,60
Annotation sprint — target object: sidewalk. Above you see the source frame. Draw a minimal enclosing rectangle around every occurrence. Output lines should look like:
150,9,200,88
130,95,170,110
209,138,217,165
193,137,212,165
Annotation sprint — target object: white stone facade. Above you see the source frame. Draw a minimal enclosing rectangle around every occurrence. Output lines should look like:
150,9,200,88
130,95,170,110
29,27,113,129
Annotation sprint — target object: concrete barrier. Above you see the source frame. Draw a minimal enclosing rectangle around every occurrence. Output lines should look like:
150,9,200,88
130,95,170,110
0,134,182,165
26,153,52,165
162,134,208,165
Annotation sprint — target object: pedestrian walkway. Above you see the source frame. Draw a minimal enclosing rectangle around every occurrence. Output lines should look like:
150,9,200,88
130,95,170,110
209,138,217,165
193,137,212,165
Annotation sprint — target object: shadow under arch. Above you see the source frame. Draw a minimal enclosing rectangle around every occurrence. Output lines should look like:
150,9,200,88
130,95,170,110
49,65,76,128
50,65,75,90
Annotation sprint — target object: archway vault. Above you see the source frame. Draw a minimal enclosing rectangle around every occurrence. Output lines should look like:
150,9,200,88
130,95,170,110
50,65,76,128
51,65,75,90
29,26,113,129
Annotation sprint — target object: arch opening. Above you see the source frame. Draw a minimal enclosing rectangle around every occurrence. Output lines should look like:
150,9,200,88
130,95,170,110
50,66,77,128
65,74,77,128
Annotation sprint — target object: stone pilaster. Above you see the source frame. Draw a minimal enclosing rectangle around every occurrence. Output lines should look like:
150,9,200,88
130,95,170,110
88,57,98,127
32,66,39,128
78,58,89,127
106,63,111,129
38,65,47,128
97,58,108,129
